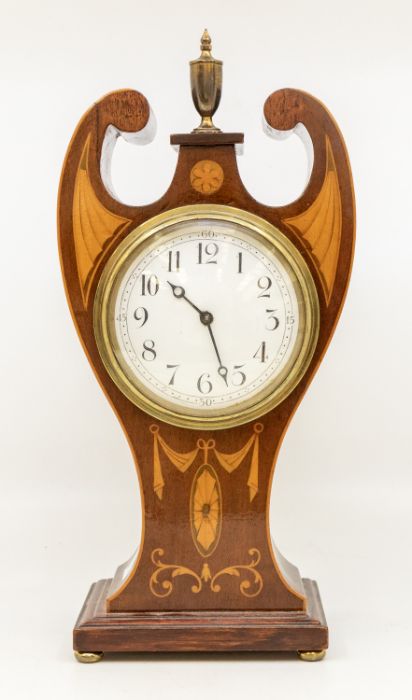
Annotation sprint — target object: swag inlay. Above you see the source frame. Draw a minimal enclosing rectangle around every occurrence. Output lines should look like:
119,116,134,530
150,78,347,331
150,422,263,501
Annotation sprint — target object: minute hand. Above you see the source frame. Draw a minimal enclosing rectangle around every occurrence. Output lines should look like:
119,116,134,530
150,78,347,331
206,324,228,386
167,281,228,386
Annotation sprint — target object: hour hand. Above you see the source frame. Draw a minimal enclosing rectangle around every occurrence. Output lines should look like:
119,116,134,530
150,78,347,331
167,282,185,299
167,281,202,314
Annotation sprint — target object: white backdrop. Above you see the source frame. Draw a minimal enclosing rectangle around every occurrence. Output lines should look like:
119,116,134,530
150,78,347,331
1,0,411,698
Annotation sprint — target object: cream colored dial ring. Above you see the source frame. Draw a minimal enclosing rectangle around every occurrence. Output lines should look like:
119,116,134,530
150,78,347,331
93,205,320,430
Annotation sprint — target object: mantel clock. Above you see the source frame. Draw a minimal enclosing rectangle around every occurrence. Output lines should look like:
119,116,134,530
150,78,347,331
58,31,355,662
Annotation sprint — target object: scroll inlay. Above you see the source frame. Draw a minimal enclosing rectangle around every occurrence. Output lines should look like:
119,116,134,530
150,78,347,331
149,548,263,598
72,135,131,307
283,138,342,304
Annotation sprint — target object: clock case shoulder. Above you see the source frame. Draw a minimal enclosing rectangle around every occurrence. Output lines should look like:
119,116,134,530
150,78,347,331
58,86,355,345
58,87,355,617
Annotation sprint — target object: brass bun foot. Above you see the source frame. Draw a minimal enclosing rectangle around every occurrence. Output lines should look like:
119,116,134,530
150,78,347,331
298,649,326,662
74,650,104,663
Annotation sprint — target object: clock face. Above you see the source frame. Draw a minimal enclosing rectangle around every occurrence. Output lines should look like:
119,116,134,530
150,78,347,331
94,206,319,429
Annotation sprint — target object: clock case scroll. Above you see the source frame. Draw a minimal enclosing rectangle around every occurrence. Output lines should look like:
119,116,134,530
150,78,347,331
58,88,355,653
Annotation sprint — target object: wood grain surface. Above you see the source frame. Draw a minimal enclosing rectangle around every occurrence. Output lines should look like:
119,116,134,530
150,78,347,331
74,577,328,653
58,86,354,637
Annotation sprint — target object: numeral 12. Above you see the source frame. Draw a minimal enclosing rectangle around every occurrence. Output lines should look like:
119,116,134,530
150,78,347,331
197,242,218,264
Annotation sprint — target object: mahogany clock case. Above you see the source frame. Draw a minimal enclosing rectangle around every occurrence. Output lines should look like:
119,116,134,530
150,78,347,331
58,87,355,656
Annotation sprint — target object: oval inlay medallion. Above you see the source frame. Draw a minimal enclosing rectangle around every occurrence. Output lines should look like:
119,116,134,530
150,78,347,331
190,464,222,557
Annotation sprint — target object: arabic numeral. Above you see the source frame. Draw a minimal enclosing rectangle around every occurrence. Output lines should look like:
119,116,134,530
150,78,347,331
253,341,268,363
142,339,156,361
140,274,159,296
232,364,246,386
265,309,279,330
133,307,148,327
197,242,219,264
257,276,272,298
197,372,213,394
166,364,179,386
168,250,180,272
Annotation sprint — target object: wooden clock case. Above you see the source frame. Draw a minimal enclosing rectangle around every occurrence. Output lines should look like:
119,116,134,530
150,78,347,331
58,82,355,659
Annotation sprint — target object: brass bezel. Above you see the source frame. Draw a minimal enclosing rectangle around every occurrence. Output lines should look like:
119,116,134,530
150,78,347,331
93,205,320,430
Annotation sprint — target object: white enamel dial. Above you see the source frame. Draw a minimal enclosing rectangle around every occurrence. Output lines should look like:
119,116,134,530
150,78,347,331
94,207,319,429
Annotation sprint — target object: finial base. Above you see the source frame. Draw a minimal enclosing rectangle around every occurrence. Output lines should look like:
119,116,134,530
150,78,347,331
170,132,244,147
192,116,221,134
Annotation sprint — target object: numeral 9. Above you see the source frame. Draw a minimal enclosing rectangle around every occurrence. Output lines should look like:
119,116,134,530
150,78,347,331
133,307,148,327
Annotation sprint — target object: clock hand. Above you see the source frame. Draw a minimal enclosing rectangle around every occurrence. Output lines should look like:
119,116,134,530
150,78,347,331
205,323,228,386
167,282,202,314
167,281,228,386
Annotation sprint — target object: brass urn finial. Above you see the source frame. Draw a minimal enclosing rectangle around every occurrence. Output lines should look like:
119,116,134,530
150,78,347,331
190,29,222,133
